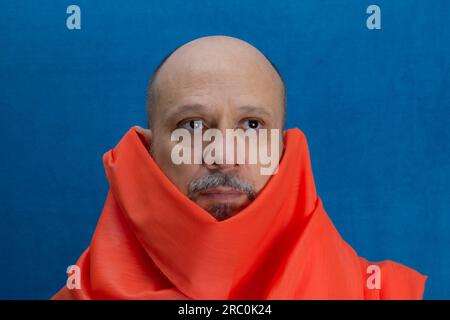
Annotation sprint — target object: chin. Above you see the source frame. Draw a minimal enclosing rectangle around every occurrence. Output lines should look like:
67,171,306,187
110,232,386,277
203,200,252,221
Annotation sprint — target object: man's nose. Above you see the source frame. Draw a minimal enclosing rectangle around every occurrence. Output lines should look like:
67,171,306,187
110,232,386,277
203,127,238,172
204,161,237,172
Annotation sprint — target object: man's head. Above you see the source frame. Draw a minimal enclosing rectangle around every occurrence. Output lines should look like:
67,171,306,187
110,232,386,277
138,35,286,221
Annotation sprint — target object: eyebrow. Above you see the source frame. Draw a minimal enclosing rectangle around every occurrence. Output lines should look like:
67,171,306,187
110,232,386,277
164,103,273,123
236,105,272,119
164,104,211,122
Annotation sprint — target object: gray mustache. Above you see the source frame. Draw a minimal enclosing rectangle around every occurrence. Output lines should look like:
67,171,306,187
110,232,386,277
188,172,256,200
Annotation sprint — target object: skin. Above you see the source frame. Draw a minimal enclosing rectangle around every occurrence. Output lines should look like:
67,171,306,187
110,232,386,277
136,35,285,220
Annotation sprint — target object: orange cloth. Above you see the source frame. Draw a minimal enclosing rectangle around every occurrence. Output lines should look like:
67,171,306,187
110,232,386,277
52,127,426,299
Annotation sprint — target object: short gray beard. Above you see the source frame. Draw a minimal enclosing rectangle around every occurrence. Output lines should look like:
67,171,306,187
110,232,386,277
208,203,233,221
188,172,256,220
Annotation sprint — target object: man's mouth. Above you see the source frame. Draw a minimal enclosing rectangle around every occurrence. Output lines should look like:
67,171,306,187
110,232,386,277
199,187,245,201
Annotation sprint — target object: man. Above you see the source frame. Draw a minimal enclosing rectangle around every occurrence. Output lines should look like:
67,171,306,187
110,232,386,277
52,36,426,299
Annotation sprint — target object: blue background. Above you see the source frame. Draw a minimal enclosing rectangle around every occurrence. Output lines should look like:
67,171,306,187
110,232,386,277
0,0,449,299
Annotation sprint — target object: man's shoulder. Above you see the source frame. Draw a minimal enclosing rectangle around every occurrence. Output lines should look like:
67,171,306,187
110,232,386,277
358,257,427,299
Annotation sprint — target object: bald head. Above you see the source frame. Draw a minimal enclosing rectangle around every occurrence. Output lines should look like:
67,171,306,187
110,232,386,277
146,36,286,128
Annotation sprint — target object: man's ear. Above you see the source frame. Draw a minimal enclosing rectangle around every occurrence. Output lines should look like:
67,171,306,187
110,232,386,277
134,126,152,150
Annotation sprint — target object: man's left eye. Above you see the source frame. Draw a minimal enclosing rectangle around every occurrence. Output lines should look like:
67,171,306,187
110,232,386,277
243,119,262,130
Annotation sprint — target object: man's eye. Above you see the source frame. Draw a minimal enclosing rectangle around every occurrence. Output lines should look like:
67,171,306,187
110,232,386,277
180,119,205,130
243,119,262,130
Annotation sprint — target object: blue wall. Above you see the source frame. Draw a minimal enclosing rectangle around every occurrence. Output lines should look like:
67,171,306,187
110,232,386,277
0,0,448,299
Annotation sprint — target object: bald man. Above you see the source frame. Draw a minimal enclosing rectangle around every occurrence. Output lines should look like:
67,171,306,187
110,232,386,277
52,36,427,300
138,36,285,220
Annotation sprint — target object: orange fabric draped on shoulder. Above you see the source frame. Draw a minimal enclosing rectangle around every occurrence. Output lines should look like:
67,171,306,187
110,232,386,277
52,126,427,300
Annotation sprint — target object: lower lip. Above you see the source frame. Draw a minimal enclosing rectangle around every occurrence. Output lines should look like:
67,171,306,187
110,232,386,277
199,192,244,201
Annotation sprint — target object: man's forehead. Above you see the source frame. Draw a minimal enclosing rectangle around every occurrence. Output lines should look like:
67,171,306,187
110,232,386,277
156,74,283,125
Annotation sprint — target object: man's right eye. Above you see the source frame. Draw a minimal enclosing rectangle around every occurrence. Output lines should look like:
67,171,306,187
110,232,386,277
180,119,205,131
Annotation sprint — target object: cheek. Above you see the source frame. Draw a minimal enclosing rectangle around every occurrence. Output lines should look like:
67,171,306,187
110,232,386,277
253,172,272,193
151,140,200,196
241,164,272,193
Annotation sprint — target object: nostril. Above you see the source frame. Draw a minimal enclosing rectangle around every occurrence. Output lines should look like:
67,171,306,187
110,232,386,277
204,162,238,173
